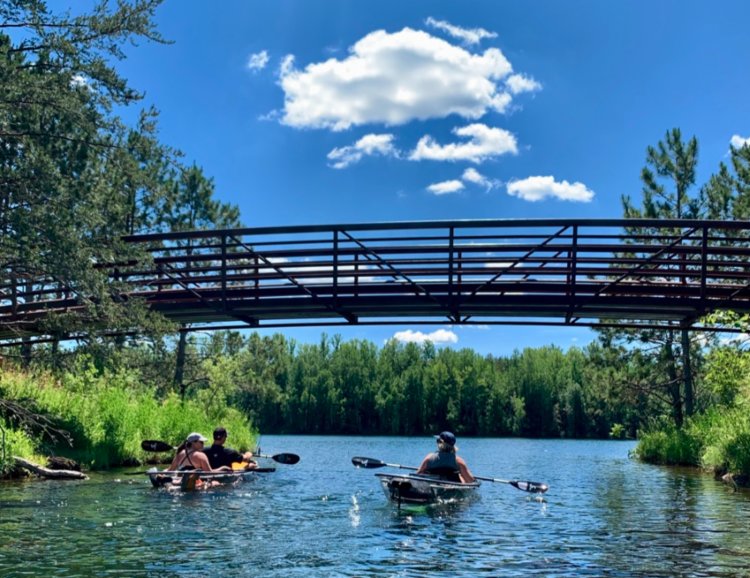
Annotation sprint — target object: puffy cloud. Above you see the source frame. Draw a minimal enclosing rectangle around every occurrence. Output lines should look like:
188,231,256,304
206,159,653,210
247,50,270,72
327,133,398,169
426,179,465,195
507,175,595,202
410,123,517,163
392,329,459,344
279,27,516,130
730,134,750,149
506,73,542,94
462,167,500,190
424,17,497,45
71,74,88,87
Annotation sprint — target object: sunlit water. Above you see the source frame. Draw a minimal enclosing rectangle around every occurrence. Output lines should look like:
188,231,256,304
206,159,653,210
1,437,749,577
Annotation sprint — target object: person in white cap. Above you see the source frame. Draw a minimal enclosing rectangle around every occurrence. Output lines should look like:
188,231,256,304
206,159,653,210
416,431,475,483
168,432,222,472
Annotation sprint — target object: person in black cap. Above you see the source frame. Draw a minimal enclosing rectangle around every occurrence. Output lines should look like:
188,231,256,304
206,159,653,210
204,427,257,470
416,431,475,483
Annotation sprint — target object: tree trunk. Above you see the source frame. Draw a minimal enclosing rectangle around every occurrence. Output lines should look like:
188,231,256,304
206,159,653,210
14,456,89,480
664,332,683,428
20,338,32,367
681,327,694,417
174,327,187,399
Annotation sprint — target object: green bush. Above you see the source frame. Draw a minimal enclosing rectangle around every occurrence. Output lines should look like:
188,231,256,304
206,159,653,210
0,421,42,475
633,425,702,466
0,364,256,470
698,407,750,475
609,423,627,439
634,407,750,476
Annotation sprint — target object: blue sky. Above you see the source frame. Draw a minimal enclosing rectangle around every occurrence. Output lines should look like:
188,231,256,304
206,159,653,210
115,0,750,355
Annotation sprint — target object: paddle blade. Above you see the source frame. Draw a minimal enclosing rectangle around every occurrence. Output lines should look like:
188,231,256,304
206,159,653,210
141,440,174,452
510,480,549,493
351,456,386,469
269,452,300,465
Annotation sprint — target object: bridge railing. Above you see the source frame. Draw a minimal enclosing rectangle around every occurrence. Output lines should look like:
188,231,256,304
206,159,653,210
2,218,750,340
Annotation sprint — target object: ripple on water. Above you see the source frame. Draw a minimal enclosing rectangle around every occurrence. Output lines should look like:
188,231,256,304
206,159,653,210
1,438,750,577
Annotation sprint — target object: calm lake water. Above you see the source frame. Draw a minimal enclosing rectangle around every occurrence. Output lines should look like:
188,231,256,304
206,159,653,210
1,436,749,577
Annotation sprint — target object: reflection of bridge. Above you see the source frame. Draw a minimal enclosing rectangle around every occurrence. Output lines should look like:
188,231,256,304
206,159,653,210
2,219,750,343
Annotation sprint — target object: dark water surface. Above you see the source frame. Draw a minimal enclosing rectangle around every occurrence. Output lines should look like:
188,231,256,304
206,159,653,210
1,436,749,577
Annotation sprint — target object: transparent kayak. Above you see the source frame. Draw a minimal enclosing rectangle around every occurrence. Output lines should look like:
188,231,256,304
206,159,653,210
375,473,480,506
146,467,274,491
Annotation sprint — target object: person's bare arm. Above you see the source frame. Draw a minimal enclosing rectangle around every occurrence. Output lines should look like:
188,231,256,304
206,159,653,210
416,455,430,475
457,457,475,483
169,451,184,471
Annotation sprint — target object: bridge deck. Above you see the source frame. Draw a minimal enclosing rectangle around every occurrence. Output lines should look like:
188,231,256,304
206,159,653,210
2,219,750,342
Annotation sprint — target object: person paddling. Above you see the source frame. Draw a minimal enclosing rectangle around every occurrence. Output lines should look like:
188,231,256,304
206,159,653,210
416,431,475,483
169,432,217,472
205,427,256,470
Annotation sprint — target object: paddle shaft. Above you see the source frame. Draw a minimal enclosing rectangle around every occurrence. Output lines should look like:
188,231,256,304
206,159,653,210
140,440,299,464
351,456,548,493
379,462,510,484
125,468,276,477
124,467,276,475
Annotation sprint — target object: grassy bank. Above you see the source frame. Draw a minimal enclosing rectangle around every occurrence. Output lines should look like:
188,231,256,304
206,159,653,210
634,406,750,477
0,363,256,475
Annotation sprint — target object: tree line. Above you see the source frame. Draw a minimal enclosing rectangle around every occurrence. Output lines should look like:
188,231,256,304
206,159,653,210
46,328,714,440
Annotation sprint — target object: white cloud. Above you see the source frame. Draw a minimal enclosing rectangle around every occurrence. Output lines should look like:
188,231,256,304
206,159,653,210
410,123,517,163
71,74,88,87
392,329,459,344
327,133,398,168
424,17,497,45
279,54,295,76
507,175,595,202
718,333,750,347
247,50,270,72
506,73,542,94
279,27,517,130
427,179,465,195
462,167,500,190
730,134,750,149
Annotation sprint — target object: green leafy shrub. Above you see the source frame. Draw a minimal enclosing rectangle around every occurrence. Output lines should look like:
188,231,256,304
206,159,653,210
698,407,750,475
0,421,42,475
609,423,627,439
633,425,702,466
0,363,256,470
635,407,750,476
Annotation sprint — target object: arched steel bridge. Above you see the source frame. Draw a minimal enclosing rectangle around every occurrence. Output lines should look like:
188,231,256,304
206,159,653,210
2,218,750,343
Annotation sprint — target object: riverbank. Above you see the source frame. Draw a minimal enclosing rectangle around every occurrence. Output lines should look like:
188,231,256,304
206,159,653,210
633,406,750,486
0,363,256,477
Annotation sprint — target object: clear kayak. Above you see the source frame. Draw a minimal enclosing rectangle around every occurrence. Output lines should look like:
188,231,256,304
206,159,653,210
375,472,480,506
146,467,275,492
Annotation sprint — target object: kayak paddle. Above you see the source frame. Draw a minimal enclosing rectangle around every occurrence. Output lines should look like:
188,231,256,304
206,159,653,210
140,439,301,465
351,456,549,494
123,467,277,476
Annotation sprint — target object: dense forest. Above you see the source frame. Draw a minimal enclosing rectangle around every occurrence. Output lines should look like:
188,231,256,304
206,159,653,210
1,1,749,479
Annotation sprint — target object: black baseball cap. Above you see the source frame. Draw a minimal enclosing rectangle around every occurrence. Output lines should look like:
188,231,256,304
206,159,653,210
435,431,456,446
213,427,228,439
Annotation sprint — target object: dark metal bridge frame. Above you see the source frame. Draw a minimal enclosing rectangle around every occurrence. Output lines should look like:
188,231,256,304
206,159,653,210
2,218,750,344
